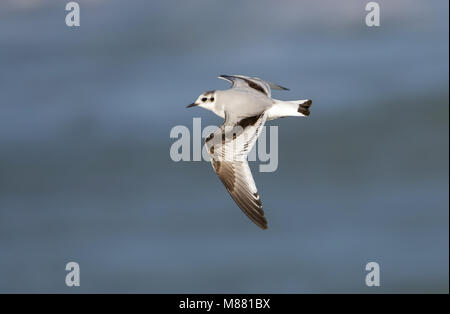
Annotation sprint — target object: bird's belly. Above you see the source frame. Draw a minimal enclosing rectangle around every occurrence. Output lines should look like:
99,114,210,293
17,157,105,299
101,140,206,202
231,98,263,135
225,94,271,116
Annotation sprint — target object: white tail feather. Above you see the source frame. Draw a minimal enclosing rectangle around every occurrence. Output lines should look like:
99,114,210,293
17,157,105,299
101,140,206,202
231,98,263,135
266,99,312,120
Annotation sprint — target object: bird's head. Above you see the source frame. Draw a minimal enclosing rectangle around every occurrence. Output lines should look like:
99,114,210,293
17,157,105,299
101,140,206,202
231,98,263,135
187,90,217,111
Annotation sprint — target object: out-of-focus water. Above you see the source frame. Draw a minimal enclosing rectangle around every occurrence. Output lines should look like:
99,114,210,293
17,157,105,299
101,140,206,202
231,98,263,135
0,0,448,293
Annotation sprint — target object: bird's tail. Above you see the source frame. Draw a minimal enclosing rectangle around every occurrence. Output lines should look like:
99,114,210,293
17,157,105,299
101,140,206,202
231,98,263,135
266,99,312,120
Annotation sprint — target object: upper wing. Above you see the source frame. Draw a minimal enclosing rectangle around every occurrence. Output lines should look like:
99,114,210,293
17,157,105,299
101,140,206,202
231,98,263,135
218,74,289,98
205,112,268,229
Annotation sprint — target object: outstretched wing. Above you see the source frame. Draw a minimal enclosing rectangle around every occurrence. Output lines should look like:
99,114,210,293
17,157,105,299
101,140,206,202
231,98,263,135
205,112,268,229
218,74,288,98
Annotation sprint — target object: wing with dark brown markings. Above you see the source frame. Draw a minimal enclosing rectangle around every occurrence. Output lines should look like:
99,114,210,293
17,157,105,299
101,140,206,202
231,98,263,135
205,112,268,229
218,74,288,97
212,160,267,229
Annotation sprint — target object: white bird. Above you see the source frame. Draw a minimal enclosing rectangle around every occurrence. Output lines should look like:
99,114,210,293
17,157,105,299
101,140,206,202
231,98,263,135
187,75,312,229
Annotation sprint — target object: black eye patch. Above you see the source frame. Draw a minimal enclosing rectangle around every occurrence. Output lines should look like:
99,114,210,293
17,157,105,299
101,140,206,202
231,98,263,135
202,97,207,102
210,97,214,101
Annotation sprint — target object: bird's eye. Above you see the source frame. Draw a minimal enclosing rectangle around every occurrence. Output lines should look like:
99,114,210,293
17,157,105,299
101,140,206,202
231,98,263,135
210,97,214,101
202,97,207,102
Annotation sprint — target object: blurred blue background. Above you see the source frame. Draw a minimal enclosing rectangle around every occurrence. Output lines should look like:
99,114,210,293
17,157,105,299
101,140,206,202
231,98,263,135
0,0,448,293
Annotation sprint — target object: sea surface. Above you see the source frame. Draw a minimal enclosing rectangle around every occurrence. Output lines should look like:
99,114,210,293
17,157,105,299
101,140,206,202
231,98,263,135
0,0,448,292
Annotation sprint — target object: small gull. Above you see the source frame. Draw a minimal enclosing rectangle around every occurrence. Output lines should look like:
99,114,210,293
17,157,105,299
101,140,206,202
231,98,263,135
187,75,312,229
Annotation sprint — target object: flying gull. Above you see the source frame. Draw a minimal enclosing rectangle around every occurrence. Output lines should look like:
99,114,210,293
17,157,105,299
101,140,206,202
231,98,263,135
187,75,312,229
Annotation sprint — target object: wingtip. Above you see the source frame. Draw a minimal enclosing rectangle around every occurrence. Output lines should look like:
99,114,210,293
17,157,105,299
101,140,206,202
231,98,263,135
268,82,290,91
274,83,289,91
257,217,269,230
